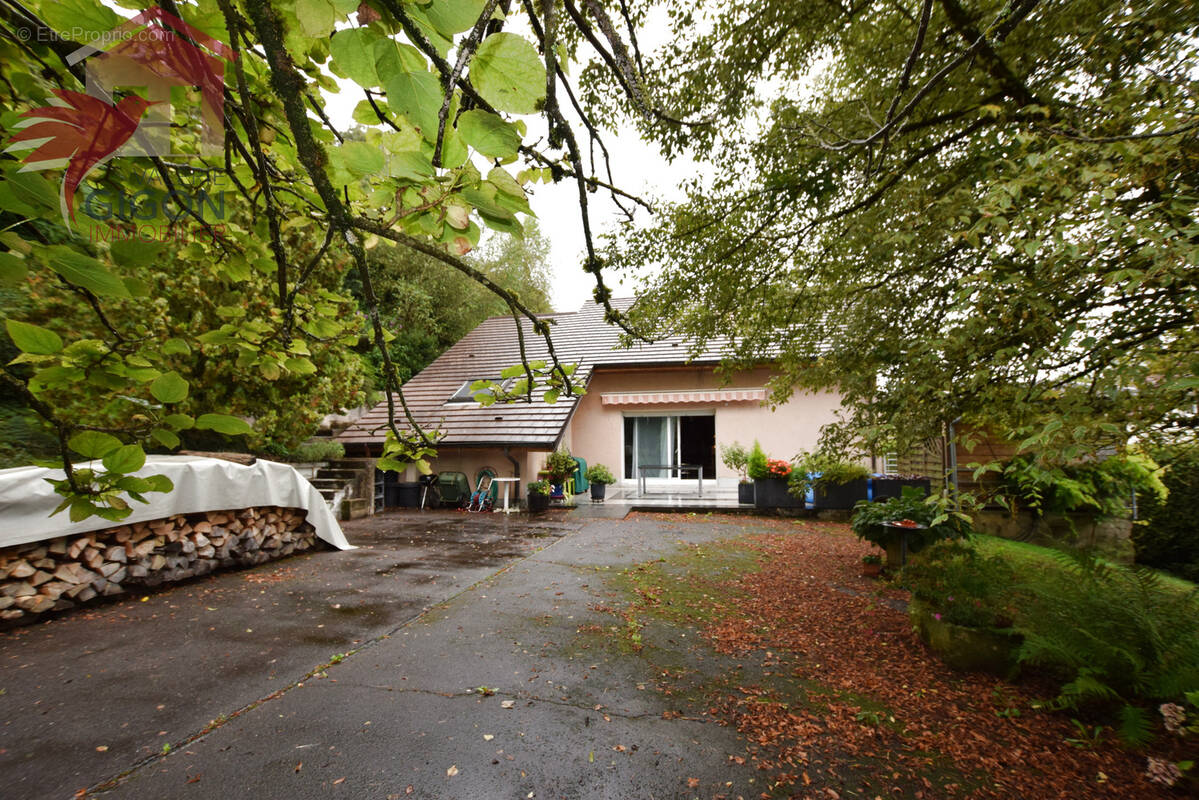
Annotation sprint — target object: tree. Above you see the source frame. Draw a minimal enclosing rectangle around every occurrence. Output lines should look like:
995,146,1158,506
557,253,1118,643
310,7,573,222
603,0,1198,468
348,218,554,383
0,0,664,520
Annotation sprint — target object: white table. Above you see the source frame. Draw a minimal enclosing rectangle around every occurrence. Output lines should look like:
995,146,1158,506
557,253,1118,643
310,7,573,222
490,477,520,513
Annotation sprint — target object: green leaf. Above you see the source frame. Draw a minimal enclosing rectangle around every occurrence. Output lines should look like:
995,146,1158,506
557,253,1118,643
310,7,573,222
284,356,317,375
109,239,164,268
149,371,189,403
330,27,380,87
163,414,195,430
195,413,253,436
151,428,181,449
162,338,191,356
0,252,27,285
338,141,386,178
68,431,123,460
384,69,444,141
470,33,546,115
44,246,131,298
422,0,490,35
457,110,521,158
386,150,435,181
295,0,336,38
5,319,62,355
144,474,174,494
40,0,121,42
102,444,146,474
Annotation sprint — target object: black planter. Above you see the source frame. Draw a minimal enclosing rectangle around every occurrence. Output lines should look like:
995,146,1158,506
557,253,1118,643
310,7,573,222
527,492,550,512
737,482,755,505
871,477,931,501
753,477,802,508
590,483,607,501
813,478,869,509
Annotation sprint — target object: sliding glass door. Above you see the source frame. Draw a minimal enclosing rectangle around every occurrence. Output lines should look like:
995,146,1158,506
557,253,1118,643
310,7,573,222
623,414,716,480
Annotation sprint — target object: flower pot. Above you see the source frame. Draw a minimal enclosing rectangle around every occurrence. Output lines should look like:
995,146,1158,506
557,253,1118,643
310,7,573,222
527,492,550,513
737,482,755,504
871,477,931,501
861,562,882,577
753,477,802,508
590,483,606,502
908,598,1022,677
812,478,869,509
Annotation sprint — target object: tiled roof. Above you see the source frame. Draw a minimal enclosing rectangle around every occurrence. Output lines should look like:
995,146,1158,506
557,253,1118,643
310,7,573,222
337,298,732,447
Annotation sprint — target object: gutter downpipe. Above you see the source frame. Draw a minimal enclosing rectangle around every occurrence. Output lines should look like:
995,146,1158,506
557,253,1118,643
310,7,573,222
504,446,521,503
947,417,963,511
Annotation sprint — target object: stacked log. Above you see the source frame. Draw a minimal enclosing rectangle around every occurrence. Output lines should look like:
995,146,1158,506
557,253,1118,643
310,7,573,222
0,506,317,624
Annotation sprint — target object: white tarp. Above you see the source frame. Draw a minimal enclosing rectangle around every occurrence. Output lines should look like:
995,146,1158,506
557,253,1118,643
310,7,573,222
0,455,353,551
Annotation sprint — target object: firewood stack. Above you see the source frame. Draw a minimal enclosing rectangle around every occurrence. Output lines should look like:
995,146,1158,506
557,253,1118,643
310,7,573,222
0,506,317,623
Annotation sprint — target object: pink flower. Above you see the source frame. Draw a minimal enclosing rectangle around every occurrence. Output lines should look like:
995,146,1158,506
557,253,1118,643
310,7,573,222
934,613,942,621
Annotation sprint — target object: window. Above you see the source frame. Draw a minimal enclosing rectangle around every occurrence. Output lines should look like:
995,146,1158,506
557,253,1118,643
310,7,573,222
447,378,513,403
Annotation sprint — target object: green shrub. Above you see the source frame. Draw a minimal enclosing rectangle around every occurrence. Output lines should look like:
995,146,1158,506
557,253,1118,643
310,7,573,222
527,479,551,495
1000,450,1165,518
902,540,1018,628
585,463,615,484
272,439,345,463
746,440,770,481
1135,448,1199,581
720,441,750,482
543,448,577,482
850,486,972,551
1012,551,1199,742
789,450,871,495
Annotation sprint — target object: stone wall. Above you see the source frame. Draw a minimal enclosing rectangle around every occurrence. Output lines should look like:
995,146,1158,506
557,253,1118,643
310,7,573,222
0,506,318,624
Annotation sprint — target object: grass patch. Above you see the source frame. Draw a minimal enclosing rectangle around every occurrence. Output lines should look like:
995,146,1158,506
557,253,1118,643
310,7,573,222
974,534,1197,593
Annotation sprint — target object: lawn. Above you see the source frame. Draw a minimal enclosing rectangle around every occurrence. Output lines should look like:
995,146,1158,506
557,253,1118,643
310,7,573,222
590,513,1194,799
974,534,1198,594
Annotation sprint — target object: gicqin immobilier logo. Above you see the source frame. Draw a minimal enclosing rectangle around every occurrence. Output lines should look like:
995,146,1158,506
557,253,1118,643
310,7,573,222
4,7,234,230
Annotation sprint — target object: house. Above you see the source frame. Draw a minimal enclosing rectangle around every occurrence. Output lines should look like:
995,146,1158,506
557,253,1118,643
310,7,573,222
336,299,847,504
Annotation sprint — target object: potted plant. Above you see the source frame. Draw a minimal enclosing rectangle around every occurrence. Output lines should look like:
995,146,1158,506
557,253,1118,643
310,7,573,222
850,486,972,568
585,463,615,501
872,472,932,501
791,451,870,509
749,441,802,508
720,441,754,504
543,448,578,501
527,479,551,512
902,540,1022,676
861,553,883,577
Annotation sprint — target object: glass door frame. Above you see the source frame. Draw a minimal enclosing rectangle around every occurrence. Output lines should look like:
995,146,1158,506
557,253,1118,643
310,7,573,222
622,411,715,481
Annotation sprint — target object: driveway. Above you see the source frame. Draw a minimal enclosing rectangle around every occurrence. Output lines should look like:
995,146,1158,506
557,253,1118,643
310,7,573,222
1,511,766,799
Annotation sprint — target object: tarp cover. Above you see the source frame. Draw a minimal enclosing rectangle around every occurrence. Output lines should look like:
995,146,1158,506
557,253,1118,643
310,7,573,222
0,456,353,551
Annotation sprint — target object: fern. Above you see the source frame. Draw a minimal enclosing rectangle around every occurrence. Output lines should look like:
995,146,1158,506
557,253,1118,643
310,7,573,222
1012,548,1199,740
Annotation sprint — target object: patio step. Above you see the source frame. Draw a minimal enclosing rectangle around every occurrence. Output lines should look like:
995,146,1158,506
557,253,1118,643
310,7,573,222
340,497,369,520
315,468,359,481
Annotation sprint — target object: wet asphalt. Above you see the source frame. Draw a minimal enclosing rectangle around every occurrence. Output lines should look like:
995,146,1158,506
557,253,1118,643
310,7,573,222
0,510,763,800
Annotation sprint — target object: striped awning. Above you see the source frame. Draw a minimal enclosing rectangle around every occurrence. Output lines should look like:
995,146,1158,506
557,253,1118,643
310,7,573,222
600,388,767,406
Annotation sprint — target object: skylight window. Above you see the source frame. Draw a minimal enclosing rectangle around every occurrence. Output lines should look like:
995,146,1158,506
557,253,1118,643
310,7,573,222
447,378,514,403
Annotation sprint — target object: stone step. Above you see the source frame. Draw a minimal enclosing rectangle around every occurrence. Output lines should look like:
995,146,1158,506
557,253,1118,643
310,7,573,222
339,497,370,521
310,477,349,490
315,469,359,481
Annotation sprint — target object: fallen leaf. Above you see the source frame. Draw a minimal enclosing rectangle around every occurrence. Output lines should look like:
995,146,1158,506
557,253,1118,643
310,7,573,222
501,700,515,709
332,777,345,785
446,765,459,777
95,745,108,752
483,734,494,741
294,762,302,773
688,777,700,788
